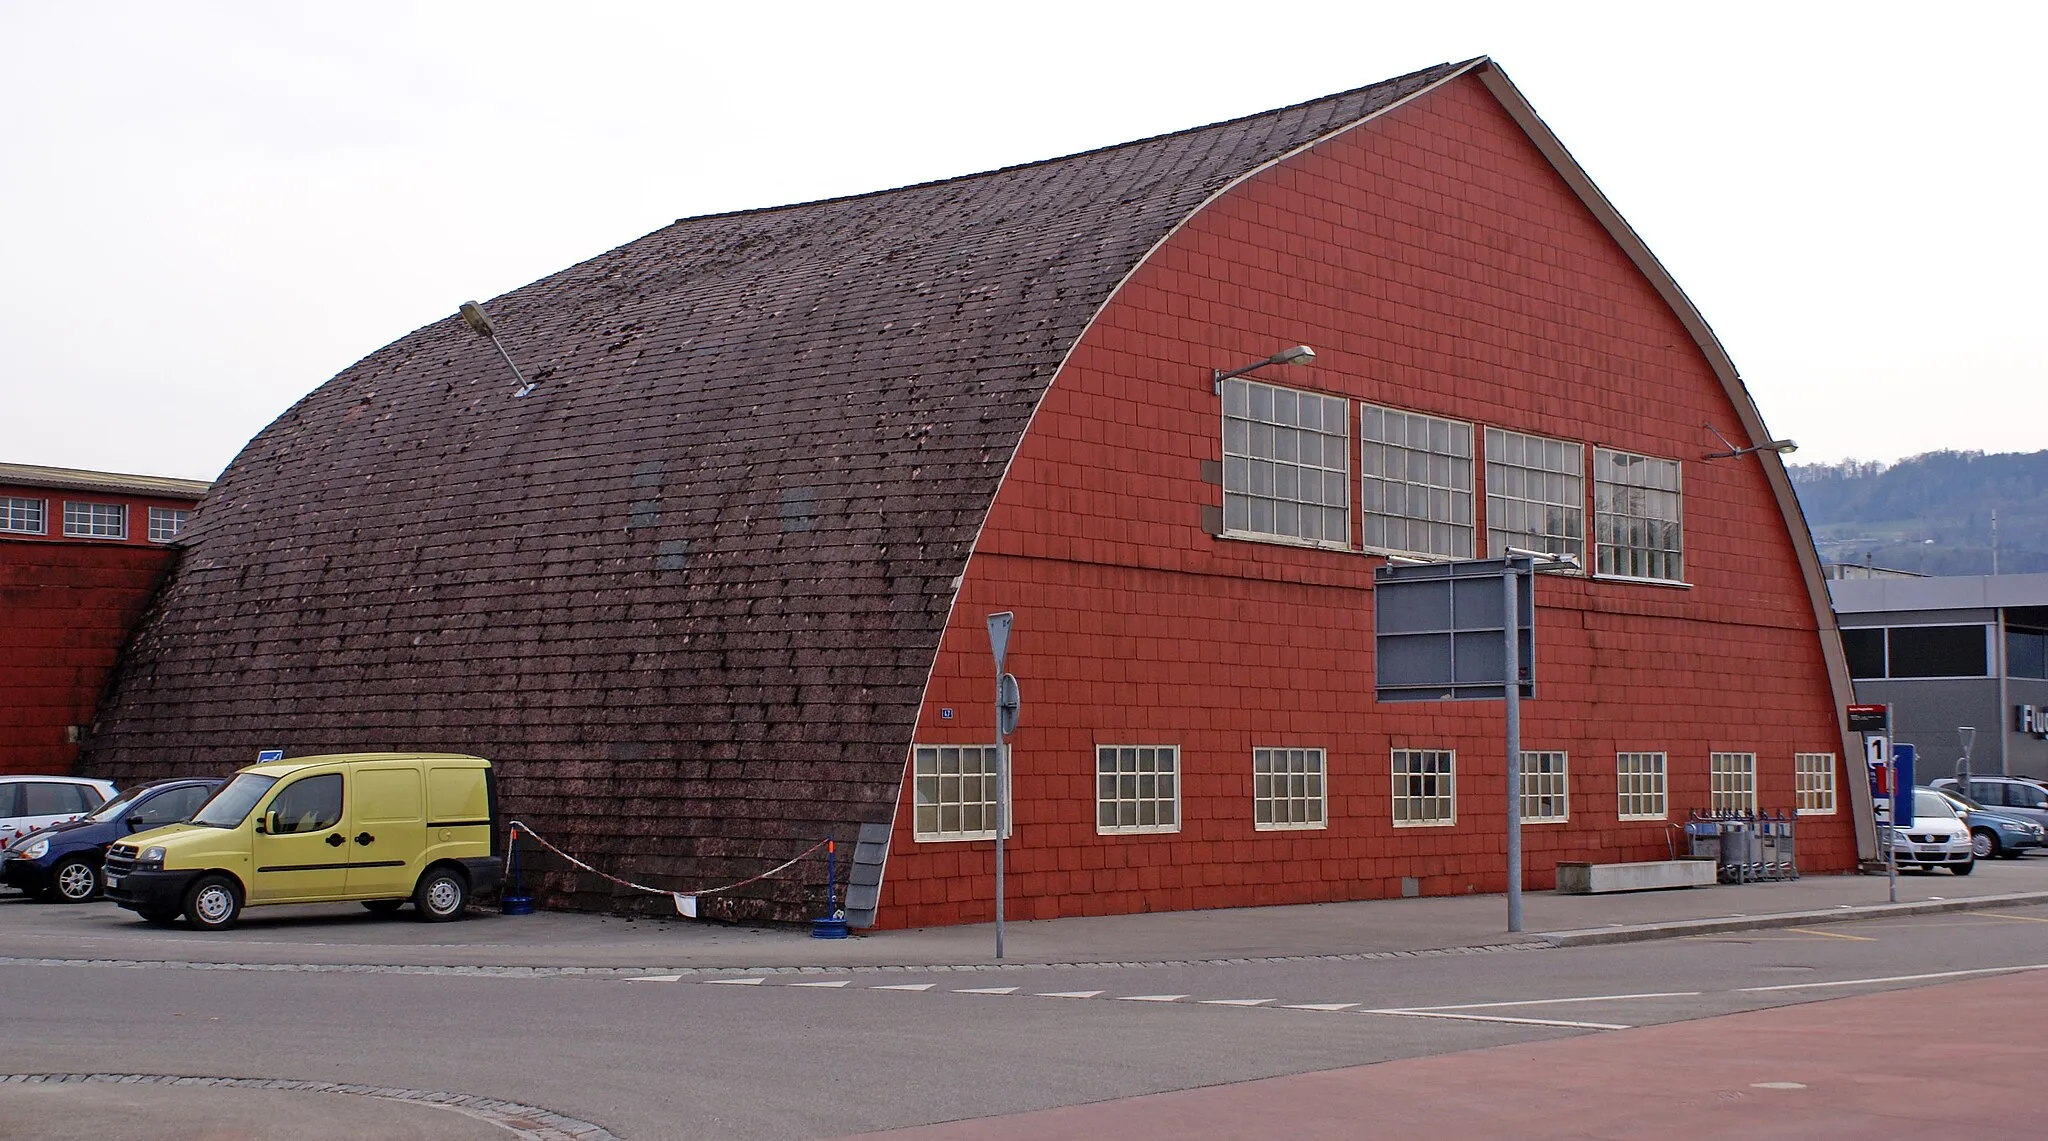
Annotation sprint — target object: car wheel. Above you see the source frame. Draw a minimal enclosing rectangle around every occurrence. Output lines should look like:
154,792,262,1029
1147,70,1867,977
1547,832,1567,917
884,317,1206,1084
138,908,180,926
412,866,468,922
183,874,242,930
1973,830,2000,860
1951,858,1975,876
51,856,102,903
362,899,405,915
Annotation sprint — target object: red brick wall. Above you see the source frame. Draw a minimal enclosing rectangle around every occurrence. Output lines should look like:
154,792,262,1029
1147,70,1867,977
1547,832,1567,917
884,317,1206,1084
876,75,1855,928
0,541,175,775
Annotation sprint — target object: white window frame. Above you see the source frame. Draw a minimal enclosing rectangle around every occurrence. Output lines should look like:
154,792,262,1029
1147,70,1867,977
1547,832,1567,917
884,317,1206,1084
1391,748,1455,827
1360,404,1473,559
1794,752,1837,815
1485,428,1584,566
1253,747,1327,831
1592,448,1683,582
911,744,1006,842
1,496,46,535
1710,752,1758,814
1221,378,1351,550
62,500,127,540
1617,752,1667,820
147,506,190,544
1096,744,1180,835
1519,750,1569,824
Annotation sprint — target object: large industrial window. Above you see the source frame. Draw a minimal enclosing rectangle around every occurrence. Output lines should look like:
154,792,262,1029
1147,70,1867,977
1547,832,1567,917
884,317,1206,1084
1253,747,1326,830
1795,753,1837,815
1096,745,1179,834
1710,752,1757,814
1843,625,1990,679
1485,429,1583,563
1392,749,1455,826
1361,405,1472,559
1592,449,1682,581
1,497,45,534
1221,378,1351,548
2011,628,2048,680
63,500,126,539
148,506,190,543
1520,751,1568,823
1617,752,1667,820
912,744,1004,842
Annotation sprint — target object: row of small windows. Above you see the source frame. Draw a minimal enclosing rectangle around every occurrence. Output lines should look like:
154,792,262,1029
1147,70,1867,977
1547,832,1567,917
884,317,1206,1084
1222,378,1684,581
0,497,188,543
910,745,1837,841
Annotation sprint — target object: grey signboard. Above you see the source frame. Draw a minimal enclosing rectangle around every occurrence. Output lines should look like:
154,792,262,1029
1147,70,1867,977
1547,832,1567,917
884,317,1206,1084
1373,558,1533,702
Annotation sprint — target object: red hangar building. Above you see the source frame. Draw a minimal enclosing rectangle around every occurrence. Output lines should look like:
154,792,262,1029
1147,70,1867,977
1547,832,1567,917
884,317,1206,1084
79,58,1869,926
1,463,210,776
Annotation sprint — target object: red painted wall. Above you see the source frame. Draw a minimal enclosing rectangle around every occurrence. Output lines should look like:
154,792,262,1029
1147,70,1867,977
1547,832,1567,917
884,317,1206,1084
0,541,177,776
877,75,1855,928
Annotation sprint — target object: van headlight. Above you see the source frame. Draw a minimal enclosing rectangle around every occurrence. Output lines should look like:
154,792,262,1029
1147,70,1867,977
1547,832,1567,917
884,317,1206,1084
139,846,167,865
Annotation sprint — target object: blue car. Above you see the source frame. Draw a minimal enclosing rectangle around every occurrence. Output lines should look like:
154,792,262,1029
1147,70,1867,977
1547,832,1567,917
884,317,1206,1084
1,778,221,902
1930,786,2047,860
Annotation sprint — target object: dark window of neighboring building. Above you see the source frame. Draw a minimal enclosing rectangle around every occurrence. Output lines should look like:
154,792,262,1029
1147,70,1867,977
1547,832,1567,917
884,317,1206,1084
1885,625,1987,678
2009,629,2048,680
1842,627,1885,679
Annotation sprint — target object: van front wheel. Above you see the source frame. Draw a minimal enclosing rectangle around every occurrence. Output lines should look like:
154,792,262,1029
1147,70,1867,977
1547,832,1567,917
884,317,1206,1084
185,874,242,931
413,867,468,922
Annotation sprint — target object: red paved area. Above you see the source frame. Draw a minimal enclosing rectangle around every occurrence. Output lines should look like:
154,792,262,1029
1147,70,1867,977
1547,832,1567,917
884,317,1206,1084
838,969,2048,1139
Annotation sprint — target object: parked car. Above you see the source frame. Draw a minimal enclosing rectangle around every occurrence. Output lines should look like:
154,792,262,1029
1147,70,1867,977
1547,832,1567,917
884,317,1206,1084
106,752,500,930
2,778,222,902
1890,787,1973,874
1928,785,2046,859
0,776,119,846
1931,777,2048,833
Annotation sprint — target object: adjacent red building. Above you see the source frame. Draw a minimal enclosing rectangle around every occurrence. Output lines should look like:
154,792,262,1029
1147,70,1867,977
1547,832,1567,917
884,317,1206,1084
1,463,209,776
80,58,1869,926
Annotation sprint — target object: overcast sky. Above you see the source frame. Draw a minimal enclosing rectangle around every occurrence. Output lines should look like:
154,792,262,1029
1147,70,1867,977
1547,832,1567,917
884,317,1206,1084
3,2,2040,482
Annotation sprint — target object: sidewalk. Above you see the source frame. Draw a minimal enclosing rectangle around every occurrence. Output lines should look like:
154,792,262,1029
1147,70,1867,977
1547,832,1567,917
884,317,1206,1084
8,859,2046,971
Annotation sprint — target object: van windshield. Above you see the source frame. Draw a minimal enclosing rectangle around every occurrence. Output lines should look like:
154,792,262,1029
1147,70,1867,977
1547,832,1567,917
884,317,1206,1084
190,774,280,828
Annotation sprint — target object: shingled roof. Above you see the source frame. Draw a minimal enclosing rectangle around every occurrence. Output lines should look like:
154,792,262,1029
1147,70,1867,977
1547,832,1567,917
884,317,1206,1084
82,60,1472,916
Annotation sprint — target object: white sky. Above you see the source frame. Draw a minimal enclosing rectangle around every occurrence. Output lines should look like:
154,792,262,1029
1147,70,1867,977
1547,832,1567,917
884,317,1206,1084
2,2,2040,482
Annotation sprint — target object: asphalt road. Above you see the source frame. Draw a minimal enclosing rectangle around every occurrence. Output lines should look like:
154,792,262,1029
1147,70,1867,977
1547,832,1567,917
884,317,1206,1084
6,900,2048,1139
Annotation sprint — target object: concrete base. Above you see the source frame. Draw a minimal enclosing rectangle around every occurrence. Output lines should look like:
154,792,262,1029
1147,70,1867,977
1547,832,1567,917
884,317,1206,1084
1555,858,1718,895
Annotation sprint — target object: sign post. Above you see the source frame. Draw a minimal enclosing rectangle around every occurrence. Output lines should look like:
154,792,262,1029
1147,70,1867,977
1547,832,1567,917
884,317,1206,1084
986,612,1015,961
1851,705,1894,900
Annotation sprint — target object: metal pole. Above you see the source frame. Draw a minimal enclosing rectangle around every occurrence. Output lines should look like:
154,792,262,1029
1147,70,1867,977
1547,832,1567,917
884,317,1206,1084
994,710,1006,961
1504,563,1523,934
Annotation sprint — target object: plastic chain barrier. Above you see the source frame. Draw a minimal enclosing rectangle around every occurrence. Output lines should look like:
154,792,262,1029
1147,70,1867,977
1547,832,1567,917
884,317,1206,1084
505,820,827,918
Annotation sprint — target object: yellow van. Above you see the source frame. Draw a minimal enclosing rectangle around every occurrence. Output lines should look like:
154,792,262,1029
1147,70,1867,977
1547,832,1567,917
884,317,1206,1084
104,753,500,930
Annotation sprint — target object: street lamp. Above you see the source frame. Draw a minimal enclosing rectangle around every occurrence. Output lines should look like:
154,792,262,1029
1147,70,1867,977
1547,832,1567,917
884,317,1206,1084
459,300,538,398
1702,422,1797,461
1212,345,1315,395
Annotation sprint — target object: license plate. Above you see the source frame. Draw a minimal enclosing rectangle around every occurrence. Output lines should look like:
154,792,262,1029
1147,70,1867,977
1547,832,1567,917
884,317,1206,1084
104,874,121,889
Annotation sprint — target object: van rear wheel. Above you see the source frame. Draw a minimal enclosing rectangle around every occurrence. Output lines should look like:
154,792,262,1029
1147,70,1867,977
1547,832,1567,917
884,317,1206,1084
413,866,468,922
184,874,242,930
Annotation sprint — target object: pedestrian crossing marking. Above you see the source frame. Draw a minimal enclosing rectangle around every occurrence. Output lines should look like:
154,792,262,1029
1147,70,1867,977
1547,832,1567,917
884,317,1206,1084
871,983,936,991
1199,998,1273,1006
707,978,765,985
1118,994,1187,1002
1284,1002,1358,1011
1036,990,1105,999
955,986,1019,995
789,980,850,988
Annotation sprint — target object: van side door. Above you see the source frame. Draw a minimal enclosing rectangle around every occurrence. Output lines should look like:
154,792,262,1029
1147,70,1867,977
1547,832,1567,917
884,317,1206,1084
345,765,427,898
249,772,348,904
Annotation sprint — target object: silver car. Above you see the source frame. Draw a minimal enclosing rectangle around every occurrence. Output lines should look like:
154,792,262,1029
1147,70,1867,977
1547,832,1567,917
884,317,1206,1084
1890,788,1974,874
1933,777,2048,833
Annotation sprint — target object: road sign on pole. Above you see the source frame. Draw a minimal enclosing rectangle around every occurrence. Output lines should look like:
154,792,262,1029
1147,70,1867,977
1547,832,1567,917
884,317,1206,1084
986,612,1013,675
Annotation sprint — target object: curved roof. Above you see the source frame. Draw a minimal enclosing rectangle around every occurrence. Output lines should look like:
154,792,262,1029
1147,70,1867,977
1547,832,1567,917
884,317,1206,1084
83,61,1471,909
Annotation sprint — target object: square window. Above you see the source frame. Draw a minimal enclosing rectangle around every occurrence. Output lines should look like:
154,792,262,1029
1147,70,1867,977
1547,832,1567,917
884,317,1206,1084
1485,428,1583,565
1253,747,1327,830
1710,752,1757,814
148,506,190,543
1795,753,1836,815
1,497,46,535
1362,406,1472,559
1222,379,1350,550
1096,745,1180,835
1593,449,1682,581
1391,749,1455,826
1617,752,1667,820
912,745,1005,842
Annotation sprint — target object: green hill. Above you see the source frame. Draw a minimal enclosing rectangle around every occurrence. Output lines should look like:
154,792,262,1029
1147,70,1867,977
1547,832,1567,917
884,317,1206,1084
1788,450,2048,576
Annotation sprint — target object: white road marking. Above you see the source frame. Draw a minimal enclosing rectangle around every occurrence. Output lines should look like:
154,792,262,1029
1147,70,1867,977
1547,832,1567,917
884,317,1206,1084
1389,990,1700,1012
1118,994,1188,1002
1283,1002,1358,1012
707,978,765,985
955,986,1019,995
1199,998,1273,1007
788,980,850,988
625,975,682,983
871,983,936,991
1739,963,2048,993
1369,1009,1629,1030
1035,990,1105,999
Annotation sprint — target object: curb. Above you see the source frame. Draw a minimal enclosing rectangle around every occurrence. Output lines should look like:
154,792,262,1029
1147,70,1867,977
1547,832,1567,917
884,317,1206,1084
1537,890,2048,947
